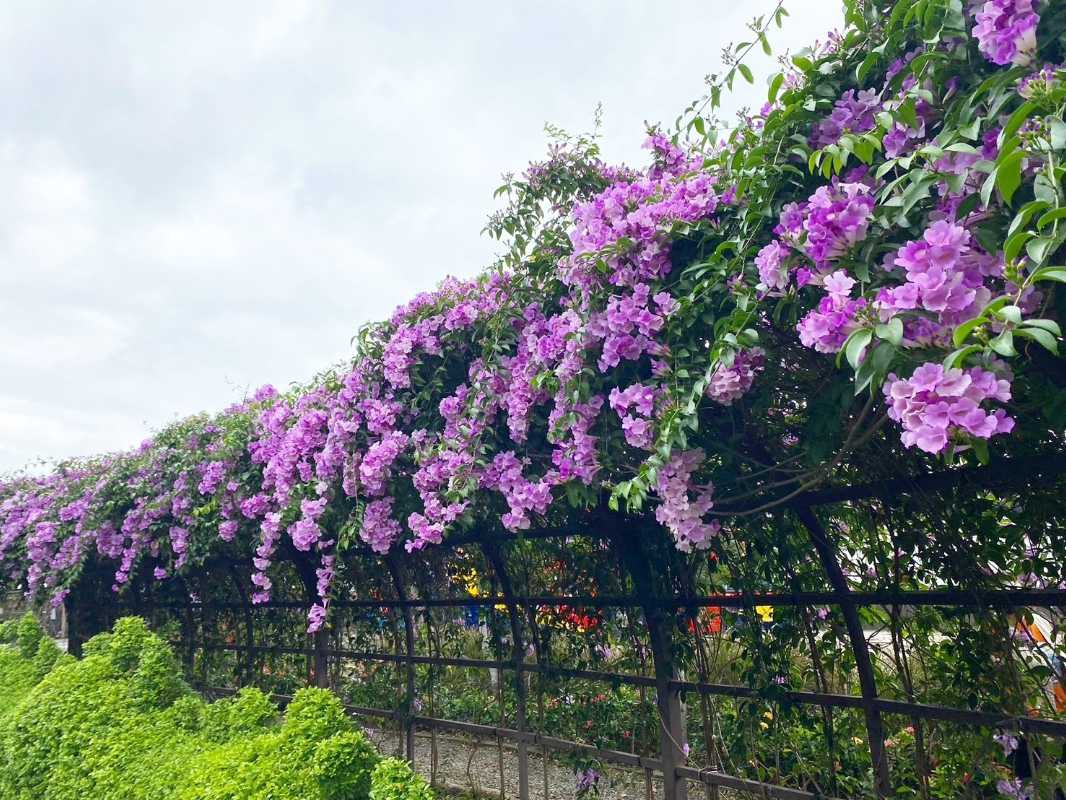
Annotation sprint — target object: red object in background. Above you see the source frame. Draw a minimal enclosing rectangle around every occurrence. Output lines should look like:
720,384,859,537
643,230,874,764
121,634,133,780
686,606,722,635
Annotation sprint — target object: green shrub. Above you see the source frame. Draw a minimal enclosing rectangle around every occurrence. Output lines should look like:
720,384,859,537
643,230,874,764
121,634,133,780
14,614,42,660
0,616,426,800
313,731,381,800
369,759,433,800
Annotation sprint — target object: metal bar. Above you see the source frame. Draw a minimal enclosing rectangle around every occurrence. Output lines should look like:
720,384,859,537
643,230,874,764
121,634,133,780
674,766,843,800
184,642,1066,738
131,588,1066,611
385,553,418,764
481,537,531,800
797,506,891,798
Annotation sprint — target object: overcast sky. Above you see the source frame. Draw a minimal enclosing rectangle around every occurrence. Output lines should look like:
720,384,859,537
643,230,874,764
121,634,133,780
0,0,839,473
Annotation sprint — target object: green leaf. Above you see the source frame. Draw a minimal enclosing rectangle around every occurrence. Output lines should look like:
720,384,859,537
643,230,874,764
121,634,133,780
874,317,904,346
944,345,982,369
768,73,784,104
1022,318,1062,336
1037,208,1066,229
1004,231,1034,263
989,330,1017,357
1000,101,1037,147
1008,200,1050,236
846,329,873,370
952,316,984,347
1014,326,1059,354
980,169,998,208
738,64,754,84
1026,235,1059,266
1030,266,1066,283
995,151,1024,206
1050,118,1066,150
1034,173,1058,203
995,304,1022,325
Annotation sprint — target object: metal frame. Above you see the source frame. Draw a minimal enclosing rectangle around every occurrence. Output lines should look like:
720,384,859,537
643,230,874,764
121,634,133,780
85,458,1066,800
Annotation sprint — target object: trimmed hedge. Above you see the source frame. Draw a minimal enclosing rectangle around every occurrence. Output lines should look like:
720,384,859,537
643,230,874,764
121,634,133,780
0,615,433,800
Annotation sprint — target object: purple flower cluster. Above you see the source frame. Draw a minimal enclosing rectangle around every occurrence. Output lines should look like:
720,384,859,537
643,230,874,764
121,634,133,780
797,271,867,353
810,89,880,148
653,449,720,552
877,221,1002,327
883,362,1014,453
755,240,791,291
706,349,765,406
972,0,1039,66
609,382,659,449
774,178,876,270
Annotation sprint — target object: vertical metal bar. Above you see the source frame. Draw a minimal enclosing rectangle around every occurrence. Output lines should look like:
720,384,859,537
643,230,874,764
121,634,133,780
386,552,417,764
227,565,254,686
611,520,688,800
481,538,531,800
796,505,891,798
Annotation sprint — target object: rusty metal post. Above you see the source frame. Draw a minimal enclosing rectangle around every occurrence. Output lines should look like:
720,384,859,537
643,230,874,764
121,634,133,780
796,505,891,798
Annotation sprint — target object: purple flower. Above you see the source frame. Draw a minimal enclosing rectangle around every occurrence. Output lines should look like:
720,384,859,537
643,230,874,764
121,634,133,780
706,348,765,406
654,449,720,552
810,89,880,147
972,0,1039,66
883,363,1014,454
755,240,791,291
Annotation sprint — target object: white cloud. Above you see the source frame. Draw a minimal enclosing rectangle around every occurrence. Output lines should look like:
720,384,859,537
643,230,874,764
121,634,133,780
0,0,841,472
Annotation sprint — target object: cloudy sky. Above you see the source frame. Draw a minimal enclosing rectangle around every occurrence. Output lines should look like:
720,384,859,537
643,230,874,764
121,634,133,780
0,0,839,473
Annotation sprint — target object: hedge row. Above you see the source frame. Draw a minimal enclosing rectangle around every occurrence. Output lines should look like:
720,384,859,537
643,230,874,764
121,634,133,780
0,615,433,800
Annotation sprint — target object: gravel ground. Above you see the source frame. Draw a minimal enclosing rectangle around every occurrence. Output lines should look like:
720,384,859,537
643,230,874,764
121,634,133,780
367,727,741,800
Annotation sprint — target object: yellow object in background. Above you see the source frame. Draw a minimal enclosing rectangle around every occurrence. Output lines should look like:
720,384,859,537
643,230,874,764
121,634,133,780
755,605,774,623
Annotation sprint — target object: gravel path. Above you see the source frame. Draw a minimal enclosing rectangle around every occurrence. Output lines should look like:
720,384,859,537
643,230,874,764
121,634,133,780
368,727,654,800
367,727,744,800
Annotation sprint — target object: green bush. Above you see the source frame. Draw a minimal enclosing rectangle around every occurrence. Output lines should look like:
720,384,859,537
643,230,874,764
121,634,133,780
0,616,427,800
369,759,434,800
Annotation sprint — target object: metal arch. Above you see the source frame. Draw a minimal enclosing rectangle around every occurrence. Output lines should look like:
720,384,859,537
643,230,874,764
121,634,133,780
106,455,1066,800
795,505,891,799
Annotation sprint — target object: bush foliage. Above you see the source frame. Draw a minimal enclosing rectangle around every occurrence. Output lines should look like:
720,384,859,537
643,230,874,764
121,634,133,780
0,614,431,800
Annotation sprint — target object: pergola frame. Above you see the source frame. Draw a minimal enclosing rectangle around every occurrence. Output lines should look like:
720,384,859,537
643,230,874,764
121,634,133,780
66,455,1066,800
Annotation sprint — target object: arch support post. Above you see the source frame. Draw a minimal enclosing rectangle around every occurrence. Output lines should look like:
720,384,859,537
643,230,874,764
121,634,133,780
386,552,418,764
611,519,688,800
481,537,531,800
796,505,891,798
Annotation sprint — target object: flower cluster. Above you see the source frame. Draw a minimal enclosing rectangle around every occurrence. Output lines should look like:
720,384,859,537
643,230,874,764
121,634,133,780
877,220,1001,326
797,271,867,353
971,0,1040,66
883,363,1014,453
706,349,765,406
653,449,720,552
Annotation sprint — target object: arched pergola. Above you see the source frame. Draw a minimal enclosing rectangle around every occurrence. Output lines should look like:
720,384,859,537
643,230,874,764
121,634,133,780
66,453,1066,800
